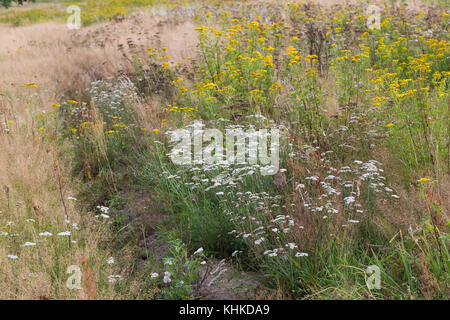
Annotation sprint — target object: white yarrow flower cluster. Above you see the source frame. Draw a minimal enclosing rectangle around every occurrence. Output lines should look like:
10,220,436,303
108,275,123,283
163,271,171,283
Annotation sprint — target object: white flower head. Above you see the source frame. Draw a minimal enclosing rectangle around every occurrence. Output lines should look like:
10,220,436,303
231,250,241,257
193,247,204,255
254,237,265,245
344,196,355,205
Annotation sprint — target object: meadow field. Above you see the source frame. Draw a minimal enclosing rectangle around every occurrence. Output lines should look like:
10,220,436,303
0,0,448,300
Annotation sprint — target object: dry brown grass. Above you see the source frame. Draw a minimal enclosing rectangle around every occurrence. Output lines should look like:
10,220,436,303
0,10,197,299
